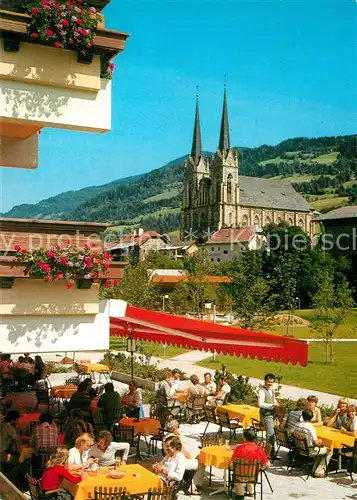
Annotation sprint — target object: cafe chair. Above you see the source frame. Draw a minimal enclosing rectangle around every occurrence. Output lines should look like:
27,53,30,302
147,486,176,500
186,394,207,423
228,458,263,500
216,407,242,442
202,407,220,437
104,406,123,428
112,424,142,462
289,432,327,481
35,380,59,414
275,426,294,466
251,419,265,441
341,438,357,481
275,405,287,427
37,447,58,477
26,473,44,500
257,442,274,493
148,427,165,457
89,486,127,500
65,376,79,386
199,434,226,486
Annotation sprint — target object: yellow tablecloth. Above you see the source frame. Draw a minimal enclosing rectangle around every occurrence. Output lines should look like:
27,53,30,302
63,464,163,500
174,391,188,404
50,385,77,399
79,362,110,373
315,426,355,450
119,417,161,436
218,404,260,429
198,445,234,470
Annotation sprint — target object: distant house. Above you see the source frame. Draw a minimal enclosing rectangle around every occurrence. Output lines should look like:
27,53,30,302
313,205,357,250
206,227,266,263
157,240,198,260
107,229,168,264
149,268,231,292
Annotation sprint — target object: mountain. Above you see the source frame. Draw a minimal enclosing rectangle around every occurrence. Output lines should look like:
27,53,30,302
2,135,356,234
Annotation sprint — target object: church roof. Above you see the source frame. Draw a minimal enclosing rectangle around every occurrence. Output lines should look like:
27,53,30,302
239,176,311,212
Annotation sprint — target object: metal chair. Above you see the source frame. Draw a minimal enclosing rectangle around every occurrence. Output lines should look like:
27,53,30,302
148,427,165,456
290,432,326,480
229,458,262,500
35,381,59,414
202,407,220,436
341,438,357,481
89,486,127,500
200,435,226,448
275,426,294,465
251,418,265,441
26,473,44,500
103,406,123,428
275,405,286,427
216,407,242,442
186,394,207,423
112,424,141,462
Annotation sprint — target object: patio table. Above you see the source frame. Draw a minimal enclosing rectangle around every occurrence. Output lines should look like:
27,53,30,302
174,390,188,404
198,444,234,470
50,385,77,399
79,363,110,373
218,404,260,429
315,426,355,471
63,464,163,500
119,417,161,436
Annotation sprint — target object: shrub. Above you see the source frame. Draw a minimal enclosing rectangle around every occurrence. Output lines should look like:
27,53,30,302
44,362,74,375
101,352,174,382
214,365,258,405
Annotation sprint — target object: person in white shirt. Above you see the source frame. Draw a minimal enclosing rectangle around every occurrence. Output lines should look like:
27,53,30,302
292,409,332,477
68,433,95,471
171,369,182,393
202,373,216,396
206,377,231,407
342,405,357,437
88,430,130,466
153,436,186,484
257,373,279,447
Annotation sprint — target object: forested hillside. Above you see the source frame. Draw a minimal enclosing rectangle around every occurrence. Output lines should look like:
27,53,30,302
3,135,356,234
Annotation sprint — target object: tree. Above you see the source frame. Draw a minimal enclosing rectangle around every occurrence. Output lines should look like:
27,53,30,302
311,273,354,364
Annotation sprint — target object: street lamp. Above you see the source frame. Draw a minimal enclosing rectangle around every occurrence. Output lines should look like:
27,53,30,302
296,296,300,310
162,294,169,313
204,300,212,321
126,337,137,380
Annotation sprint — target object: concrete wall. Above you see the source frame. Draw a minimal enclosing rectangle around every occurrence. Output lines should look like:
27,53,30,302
0,133,38,168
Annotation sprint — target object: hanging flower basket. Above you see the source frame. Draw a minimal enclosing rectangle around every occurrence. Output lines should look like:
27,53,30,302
14,241,112,289
24,0,99,56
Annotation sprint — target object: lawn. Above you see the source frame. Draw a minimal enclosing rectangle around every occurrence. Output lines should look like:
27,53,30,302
143,189,180,204
197,342,357,398
310,196,348,212
312,151,338,164
109,337,189,358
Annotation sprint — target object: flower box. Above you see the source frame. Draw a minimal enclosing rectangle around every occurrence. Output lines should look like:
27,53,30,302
1,0,110,13
77,278,93,289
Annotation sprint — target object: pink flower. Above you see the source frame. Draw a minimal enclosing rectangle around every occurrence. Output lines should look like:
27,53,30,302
45,29,53,37
66,283,73,289
53,3,60,9
60,257,68,265
21,249,28,254
109,63,115,71
62,19,69,26
31,32,39,39
60,11,66,17
44,275,53,281
89,7,96,14
81,29,89,36
30,7,40,15
103,252,112,260
47,250,55,257
14,245,21,251
54,41,62,48
84,257,93,268
43,4,51,11
57,273,64,280
104,261,111,268
75,18,82,25
41,0,48,4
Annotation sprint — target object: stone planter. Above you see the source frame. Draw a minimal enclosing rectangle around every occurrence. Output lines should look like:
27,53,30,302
111,371,160,392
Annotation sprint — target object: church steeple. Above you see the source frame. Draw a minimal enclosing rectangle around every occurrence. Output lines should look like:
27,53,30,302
218,84,231,150
191,90,202,163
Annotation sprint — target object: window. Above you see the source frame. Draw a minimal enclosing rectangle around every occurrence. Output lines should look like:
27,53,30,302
211,258,214,262
218,246,220,251
227,174,233,203
211,247,214,251
223,250,228,254
217,258,220,262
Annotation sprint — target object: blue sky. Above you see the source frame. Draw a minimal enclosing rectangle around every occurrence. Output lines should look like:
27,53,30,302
1,0,356,212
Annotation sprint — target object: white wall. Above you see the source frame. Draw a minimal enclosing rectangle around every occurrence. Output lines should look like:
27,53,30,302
0,300,110,354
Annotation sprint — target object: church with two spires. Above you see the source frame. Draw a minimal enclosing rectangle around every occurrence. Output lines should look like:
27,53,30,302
180,89,314,249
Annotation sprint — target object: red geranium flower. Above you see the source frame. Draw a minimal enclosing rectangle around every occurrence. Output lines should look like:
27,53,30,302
62,19,69,27
14,245,21,251
54,41,62,48
45,29,53,37
66,283,73,289
31,33,39,39
31,7,40,14
21,249,28,254
47,250,55,257
57,273,64,280
60,257,68,265
75,18,82,25
112,279,118,286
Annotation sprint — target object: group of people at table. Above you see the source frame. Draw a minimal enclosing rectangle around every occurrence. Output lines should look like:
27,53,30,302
1,370,356,500
0,353,45,390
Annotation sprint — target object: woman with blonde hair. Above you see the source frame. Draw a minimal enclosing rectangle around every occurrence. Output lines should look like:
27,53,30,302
342,405,357,437
40,446,82,499
68,433,95,471
327,398,350,429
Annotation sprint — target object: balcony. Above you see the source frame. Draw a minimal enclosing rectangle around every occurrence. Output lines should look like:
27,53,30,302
0,1,129,168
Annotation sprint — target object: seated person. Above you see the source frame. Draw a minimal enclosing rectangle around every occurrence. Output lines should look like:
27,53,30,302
187,375,206,399
32,413,58,448
292,409,333,478
0,410,21,464
40,446,82,499
171,369,182,392
121,380,141,417
285,398,307,434
67,381,93,415
201,373,216,396
157,373,176,406
230,429,270,500
0,354,13,380
68,433,95,471
88,430,130,466
206,377,231,407
307,395,323,425
341,405,357,437
153,436,186,484
98,382,121,412
327,398,349,429
24,353,35,365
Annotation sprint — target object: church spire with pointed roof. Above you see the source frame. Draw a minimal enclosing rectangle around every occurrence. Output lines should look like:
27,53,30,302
218,84,231,150
191,90,202,163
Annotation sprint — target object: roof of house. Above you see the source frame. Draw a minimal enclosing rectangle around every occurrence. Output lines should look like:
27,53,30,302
208,227,256,243
239,176,311,212
107,231,161,250
159,240,197,251
314,205,357,221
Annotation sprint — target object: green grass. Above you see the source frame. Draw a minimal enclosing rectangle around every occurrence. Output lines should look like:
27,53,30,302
310,196,349,212
259,151,338,167
312,151,338,164
143,189,180,204
168,229,180,239
197,342,357,398
130,207,180,222
109,337,189,358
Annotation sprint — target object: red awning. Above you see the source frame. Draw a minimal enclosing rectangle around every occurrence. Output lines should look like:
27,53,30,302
110,303,308,367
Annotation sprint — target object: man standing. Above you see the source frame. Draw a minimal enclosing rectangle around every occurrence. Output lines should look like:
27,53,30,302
258,373,279,447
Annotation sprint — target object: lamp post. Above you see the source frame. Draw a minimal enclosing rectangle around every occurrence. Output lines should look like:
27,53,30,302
296,296,300,310
126,337,137,380
204,300,212,321
162,294,169,313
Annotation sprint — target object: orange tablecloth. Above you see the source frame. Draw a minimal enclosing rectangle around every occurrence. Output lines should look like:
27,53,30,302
119,417,161,436
63,464,163,500
79,363,110,373
17,413,41,429
174,391,188,404
315,426,355,450
198,445,234,470
218,404,260,429
50,385,77,399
